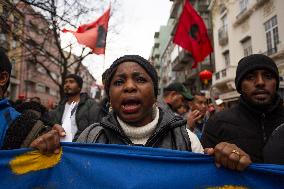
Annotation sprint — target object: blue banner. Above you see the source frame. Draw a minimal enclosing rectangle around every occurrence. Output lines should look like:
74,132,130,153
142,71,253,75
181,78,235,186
0,143,284,189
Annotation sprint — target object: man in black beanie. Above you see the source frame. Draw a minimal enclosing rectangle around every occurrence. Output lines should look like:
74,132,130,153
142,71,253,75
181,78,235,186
201,54,284,169
49,74,102,141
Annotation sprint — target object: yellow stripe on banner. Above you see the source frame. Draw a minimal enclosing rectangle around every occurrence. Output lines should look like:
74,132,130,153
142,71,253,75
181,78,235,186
9,148,62,175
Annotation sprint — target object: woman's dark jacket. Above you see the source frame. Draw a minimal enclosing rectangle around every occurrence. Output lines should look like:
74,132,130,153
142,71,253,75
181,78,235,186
77,108,192,151
201,95,284,162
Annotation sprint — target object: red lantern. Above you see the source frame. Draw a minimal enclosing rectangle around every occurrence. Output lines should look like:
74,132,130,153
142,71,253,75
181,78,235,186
199,70,212,85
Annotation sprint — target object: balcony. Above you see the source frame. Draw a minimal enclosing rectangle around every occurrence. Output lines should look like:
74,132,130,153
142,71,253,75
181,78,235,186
255,0,269,8
262,44,284,62
185,68,198,80
212,66,237,87
218,25,228,46
234,7,253,26
234,0,270,27
198,4,209,12
236,7,247,20
263,48,278,56
169,0,182,19
172,51,194,71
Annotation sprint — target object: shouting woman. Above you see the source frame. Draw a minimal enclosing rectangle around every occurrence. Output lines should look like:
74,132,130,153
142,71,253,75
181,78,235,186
30,55,251,171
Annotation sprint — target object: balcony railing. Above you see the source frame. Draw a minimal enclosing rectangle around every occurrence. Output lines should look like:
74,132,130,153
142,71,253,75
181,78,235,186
172,51,193,71
198,4,209,12
256,0,268,7
263,47,278,56
236,7,247,20
218,25,228,46
213,66,237,85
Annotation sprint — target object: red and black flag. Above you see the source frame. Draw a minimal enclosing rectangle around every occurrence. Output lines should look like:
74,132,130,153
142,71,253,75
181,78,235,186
63,7,110,55
173,1,213,68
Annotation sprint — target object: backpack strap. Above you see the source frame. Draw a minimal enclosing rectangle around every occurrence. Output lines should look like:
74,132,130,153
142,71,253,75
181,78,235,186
21,120,50,148
76,123,104,143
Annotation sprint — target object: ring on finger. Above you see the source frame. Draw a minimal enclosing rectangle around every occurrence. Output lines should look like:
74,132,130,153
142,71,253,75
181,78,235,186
231,149,240,156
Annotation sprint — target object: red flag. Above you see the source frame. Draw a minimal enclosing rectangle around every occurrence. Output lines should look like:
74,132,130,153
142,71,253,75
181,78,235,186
173,1,213,68
63,7,110,55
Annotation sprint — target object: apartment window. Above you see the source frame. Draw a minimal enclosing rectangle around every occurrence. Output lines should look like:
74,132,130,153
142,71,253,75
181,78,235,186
50,89,57,96
223,51,230,66
26,83,33,92
51,73,58,80
241,37,252,57
215,72,220,80
239,0,249,13
219,4,227,15
264,16,279,55
218,13,228,45
221,69,227,77
201,13,210,29
36,65,47,74
36,83,46,93
10,59,16,77
46,86,50,94
221,14,228,28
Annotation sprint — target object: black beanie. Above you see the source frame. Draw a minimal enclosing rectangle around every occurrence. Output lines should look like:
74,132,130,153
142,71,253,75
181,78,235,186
105,55,159,98
65,74,83,89
235,54,279,93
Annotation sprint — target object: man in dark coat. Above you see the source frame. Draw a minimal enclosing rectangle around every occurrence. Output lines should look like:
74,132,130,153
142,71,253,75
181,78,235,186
201,54,284,165
49,74,102,141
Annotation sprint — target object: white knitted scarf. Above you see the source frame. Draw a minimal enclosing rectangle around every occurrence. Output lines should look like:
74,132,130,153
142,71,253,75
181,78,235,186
117,107,159,145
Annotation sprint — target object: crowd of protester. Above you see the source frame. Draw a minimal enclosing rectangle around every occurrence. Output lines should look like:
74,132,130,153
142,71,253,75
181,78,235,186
1,49,284,174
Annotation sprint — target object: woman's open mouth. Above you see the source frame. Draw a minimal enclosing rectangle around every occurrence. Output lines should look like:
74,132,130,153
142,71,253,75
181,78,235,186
121,99,142,114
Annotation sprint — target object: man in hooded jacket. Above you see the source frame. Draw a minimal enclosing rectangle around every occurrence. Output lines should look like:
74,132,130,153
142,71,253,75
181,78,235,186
201,54,284,164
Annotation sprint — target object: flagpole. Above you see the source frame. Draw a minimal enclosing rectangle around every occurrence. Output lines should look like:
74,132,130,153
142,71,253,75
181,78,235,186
102,1,111,72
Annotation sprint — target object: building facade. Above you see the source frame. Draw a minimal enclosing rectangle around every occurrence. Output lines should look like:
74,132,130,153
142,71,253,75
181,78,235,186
0,1,102,107
150,0,214,95
209,0,284,105
0,0,24,101
15,2,61,107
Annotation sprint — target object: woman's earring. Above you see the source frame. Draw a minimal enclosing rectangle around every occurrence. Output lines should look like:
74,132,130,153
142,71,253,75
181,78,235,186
108,102,112,112
152,102,157,117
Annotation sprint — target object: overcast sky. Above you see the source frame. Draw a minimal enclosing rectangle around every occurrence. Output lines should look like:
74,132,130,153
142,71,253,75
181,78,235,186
69,0,173,84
